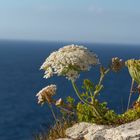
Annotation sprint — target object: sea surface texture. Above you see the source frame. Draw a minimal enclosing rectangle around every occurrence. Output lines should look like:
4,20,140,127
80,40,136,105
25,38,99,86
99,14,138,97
0,41,140,140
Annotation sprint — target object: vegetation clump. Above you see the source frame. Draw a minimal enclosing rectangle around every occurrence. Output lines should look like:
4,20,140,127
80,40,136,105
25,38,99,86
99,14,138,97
35,119,75,140
35,44,140,139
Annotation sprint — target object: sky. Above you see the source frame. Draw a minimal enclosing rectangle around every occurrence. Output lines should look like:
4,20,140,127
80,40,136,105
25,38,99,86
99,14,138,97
0,0,140,44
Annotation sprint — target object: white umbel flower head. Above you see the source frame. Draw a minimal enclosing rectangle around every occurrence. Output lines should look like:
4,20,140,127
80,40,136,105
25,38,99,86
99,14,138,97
36,84,57,105
40,44,99,81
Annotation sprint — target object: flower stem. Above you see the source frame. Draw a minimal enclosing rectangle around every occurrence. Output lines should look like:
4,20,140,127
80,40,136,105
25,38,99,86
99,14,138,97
127,79,134,111
48,104,58,122
71,80,101,118
59,106,74,114
99,68,110,86
94,68,110,98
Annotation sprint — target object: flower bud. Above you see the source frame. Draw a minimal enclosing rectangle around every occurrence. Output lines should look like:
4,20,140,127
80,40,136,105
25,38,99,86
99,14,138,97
55,98,63,106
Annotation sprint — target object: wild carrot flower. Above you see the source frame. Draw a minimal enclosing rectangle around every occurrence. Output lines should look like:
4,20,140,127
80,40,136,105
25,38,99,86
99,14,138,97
40,44,99,81
125,59,140,84
36,84,57,105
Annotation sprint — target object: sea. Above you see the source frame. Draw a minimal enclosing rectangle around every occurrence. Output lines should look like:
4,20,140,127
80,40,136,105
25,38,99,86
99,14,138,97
0,40,140,140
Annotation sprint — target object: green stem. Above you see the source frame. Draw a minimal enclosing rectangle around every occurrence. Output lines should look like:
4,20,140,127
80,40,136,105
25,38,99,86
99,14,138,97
127,79,134,111
137,85,140,102
48,104,58,122
89,89,94,104
99,68,110,86
71,80,101,118
137,95,140,102
94,68,110,98
59,106,74,114
98,75,104,86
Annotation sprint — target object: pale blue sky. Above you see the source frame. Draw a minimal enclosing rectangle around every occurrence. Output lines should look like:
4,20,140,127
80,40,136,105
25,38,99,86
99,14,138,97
0,0,140,44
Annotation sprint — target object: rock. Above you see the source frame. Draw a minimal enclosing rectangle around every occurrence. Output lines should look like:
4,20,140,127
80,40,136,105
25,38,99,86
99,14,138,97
56,138,73,140
66,122,108,139
65,119,140,140
85,128,123,140
84,125,110,140
65,122,91,139
115,119,140,139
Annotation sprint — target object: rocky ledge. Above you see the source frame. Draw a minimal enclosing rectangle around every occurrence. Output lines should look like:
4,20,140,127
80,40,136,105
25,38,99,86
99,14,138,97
57,119,140,140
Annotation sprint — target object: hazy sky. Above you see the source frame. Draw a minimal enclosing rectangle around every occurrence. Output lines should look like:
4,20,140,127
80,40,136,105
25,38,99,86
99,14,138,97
0,0,140,44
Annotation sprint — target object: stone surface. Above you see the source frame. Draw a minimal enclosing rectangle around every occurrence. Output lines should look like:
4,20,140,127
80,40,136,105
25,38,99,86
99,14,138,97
65,122,91,139
56,138,73,140
64,119,140,140
115,119,140,139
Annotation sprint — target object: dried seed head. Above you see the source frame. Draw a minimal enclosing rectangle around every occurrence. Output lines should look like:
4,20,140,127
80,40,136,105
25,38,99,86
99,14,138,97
36,84,57,105
111,57,124,72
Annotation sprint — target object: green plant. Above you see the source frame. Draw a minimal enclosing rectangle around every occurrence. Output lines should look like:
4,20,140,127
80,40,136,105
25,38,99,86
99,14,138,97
36,45,140,140
125,59,140,110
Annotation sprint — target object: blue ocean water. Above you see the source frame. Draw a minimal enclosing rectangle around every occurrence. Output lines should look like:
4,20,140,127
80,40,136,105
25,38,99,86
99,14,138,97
0,40,140,140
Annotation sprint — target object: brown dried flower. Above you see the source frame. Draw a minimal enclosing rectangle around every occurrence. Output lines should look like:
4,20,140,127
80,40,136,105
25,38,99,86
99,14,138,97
36,84,57,105
133,101,140,109
111,57,124,72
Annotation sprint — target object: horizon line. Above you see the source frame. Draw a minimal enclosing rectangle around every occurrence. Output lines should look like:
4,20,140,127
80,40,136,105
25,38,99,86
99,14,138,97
0,38,140,46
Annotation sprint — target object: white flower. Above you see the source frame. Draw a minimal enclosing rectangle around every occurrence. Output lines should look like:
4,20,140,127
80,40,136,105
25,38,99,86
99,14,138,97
36,84,57,105
40,44,99,81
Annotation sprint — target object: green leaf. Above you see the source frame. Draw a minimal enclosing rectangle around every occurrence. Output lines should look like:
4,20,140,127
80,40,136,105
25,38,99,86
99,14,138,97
66,96,75,104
